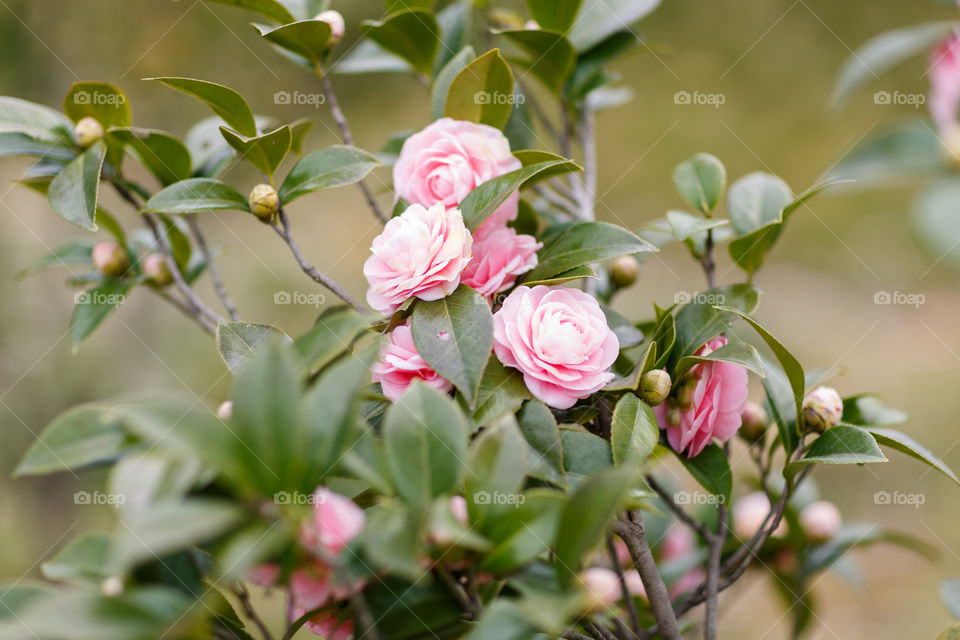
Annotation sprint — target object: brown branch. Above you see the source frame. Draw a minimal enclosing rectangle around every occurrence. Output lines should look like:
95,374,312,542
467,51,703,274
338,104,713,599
606,535,641,635
434,567,478,621
151,288,215,335
613,518,682,640
185,214,240,320
645,475,712,541
235,583,274,640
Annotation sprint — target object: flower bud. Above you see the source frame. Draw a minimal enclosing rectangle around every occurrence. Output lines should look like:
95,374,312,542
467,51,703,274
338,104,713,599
578,567,621,613
100,576,123,597
92,240,129,278
801,386,843,433
449,495,469,528
738,401,768,442
315,10,345,48
216,400,234,421
675,374,698,410
622,569,646,598
142,253,173,287
639,369,671,406
799,500,841,542
249,184,279,220
609,255,640,288
733,492,786,541
74,117,104,148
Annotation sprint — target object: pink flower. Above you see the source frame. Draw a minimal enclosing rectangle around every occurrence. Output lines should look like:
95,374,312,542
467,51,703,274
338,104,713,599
799,500,841,542
300,488,365,557
288,568,355,639
660,525,695,561
654,336,749,458
315,10,345,45
461,225,541,299
622,570,646,598
669,567,705,599
449,495,469,527
930,32,960,131
364,203,472,314
492,285,619,409
393,118,522,232
732,491,786,541
371,322,452,401
248,563,280,589
579,567,621,612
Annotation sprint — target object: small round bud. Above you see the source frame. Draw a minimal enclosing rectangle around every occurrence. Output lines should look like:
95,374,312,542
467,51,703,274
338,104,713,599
799,500,841,542
449,495,469,528
92,240,129,278
622,569,646,598
74,117,104,148
315,10,345,47
578,567,621,613
733,492,786,541
216,400,234,421
801,386,843,433
739,401,769,442
249,184,279,220
609,255,640,288
100,576,124,597
142,253,173,287
639,369,671,406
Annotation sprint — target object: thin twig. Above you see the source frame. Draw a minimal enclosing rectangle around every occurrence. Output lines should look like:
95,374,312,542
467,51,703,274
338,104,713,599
435,567,478,620
185,214,240,320
534,184,581,218
607,535,641,635
704,479,729,639
577,103,598,222
563,632,595,640
699,229,717,290
151,288,215,335
613,518,682,640
645,475,712,541
234,583,274,640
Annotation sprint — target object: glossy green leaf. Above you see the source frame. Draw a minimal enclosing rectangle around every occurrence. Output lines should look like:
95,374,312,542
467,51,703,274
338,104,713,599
445,49,515,129
362,505,427,581
412,285,493,406
220,125,291,177
16,240,95,278
568,0,661,51
677,443,732,502
673,153,726,213
726,172,793,236
432,46,476,119
867,427,960,486
293,306,371,372
142,178,249,214
610,393,659,466
41,533,111,586
828,120,945,184
465,417,529,531
256,19,332,63
279,145,380,203
512,149,583,186
108,128,192,186
842,395,907,427
522,265,596,287
665,210,729,242
216,322,292,373
470,358,531,427
671,284,760,362
517,400,566,487
523,221,655,282
362,9,440,75
527,0,582,32
0,96,73,142
498,29,576,92
561,429,613,476
674,342,765,382
0,131,75,161
149,77,257,137
63,83,131,128
479,490,565,574
48,142,105,230
201,0,296,23
71,280,131,350
784,426,887,479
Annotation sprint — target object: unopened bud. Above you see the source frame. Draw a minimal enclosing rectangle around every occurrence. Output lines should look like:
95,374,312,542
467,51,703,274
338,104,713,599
92,240,129,278
799,500,841,542
609,255,640,288
622,569,646,598
142,253,173,287
578,567,621,613
74,117,104,148
100,576,123,597
315,10,345,48
739,401,768,442
449,495,469,528
801,386,843,433
733,492,786,540
639,369,671,406
249,184,279,220
216,400,234,421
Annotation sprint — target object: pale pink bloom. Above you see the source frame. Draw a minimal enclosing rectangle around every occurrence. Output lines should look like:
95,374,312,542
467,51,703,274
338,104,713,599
449,495,469,527
371,322,452,401
461,224,541,299
799,500,841,542
393,118,522,232
580,567,621,611
801,386,843,432
300,488,366,557
611,538,632,567
364,203,472,314
732,491,786,541
288,568,354,639
660,525,695,561
492,285,619,409
654,336,749,458
248,563,280,589
669,567,705,599
315,10,345,44
622,569,647,598
930,32,960,131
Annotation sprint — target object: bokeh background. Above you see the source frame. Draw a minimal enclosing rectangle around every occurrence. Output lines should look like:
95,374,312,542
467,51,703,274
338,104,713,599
1,0,958,637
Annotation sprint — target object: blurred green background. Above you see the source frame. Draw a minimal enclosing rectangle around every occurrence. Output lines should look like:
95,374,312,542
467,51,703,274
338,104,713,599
2,0,959,637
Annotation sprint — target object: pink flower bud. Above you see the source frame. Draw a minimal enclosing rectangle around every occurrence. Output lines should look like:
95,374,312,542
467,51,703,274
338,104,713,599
301,488,365,557
249,184,279,220
799,500,841,542
142,253,173,287
609,255,640,288
739,400,768,442
216,400,234,420
801,386,843,433
660,525,695,561
639,369,671,406
247,563,280,588
92,240,129,278
579,567,621,612
622,569,646,598
315,10,345,47
74,117,104,148
732,492,785,541
449,495,469,527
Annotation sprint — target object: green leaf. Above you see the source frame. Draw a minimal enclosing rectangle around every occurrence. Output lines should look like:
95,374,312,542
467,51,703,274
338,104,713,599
664,210,729,242
71,280,131,349
674,342,765,381
288,117,314,153
15,404,134,477
827,120,945,184
465,417,529,531
605,340,656,391
107,128,192,186
470,358,532,426
673,153,726,214
461,160,579,231
867,427,960,487
48,142,105,230
568,0,661,51
560,429,613,476
42,533,111,586
0,131,75,161
220,125,291,177
383,383,469,510
256,19,332,63
554,466,636,583
830,22,958,108
362,505,427,581
141,178,249,214
0,96,73,142
726,172,793,236
842,395,907,427
915,179,960,269
671,284,760,362
16,239,95,278
432,46,476,119
784,426,887,480
362,9,440,75
610,393,659,466
498,30,576,92
512,149,583,186
293,306,371,372
279,145,380,203
523,221,655,282
517,401,566,487
149,77,257,137
63,83,131,128
479,490,565,574
411,284,494,406
527,0,582,32
216,322,292,373
445,49,515,129
522,265,596,287
676,443,732,502
939,623,960,640
201,0,297,23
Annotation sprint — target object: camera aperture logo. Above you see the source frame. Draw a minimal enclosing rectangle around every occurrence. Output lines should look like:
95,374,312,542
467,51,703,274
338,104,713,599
274,491,326,505
274,290,326,308
873,90,925,108
473,490,525,507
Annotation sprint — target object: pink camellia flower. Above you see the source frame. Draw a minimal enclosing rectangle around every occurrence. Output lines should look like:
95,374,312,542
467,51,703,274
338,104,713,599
288,568,355,638
579,567,622,612
732,491,786,541
248,563,280,589
660,525,695,561
653,336,749,458
930,32,960,132
669,567,705,599
315,10,345,47
300,488,366,557
622,569,646,598
799,500,842,542
364,203,472,314
492,285,619,410
393,118,522,231
371,322,452,401
461,225,541,299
